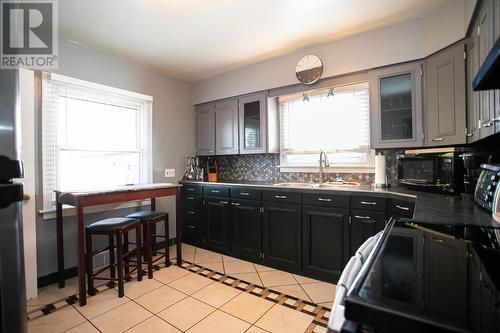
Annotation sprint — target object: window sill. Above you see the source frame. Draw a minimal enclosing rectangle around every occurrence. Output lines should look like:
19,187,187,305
39,200,150,220
277,166,375,174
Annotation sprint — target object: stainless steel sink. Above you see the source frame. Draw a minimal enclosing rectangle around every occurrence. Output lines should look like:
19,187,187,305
273,182,311,188
273,181,360,188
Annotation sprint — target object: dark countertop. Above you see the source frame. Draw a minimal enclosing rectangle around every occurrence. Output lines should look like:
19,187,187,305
179,180,498,227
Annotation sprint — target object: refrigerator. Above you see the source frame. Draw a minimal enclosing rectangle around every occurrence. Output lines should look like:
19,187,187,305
0,69,28,333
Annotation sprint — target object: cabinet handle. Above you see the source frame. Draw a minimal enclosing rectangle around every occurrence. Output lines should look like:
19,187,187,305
240,192,250,196
360,201,376,205
493,117,500,123
187,188,194,191
482,121,493,128
354,215,374,222
433,238,445,243
187,225,196,229
186,196,195,200
219,201,229,204
466,133,473,137
231,202,240,206
396,205,410,211
431,137,444,142
187,210,196,214
211,190,220,193
275,195,287,199
317,198,332,202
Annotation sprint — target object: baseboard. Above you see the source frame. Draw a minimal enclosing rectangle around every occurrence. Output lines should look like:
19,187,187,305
37,238,177,288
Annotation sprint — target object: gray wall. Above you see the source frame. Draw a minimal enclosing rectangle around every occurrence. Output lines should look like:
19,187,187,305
36,40,193,277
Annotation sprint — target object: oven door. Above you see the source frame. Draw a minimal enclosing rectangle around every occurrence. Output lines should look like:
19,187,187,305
397,155,437,186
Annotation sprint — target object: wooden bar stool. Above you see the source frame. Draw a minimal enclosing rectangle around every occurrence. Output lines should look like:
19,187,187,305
125,210,169,279
85,217,142,298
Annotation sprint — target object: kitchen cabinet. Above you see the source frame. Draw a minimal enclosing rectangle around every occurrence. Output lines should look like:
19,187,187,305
204,196,231,252
369,61,424,148
494,0,500,134
468,24,481,143
303,205,349,281
215,99,239,155
181,187,203,247
195,103,215,155
238,93,267,154
262,201,302,270
230,199,261,261
425,42,466,146
349,210,386,255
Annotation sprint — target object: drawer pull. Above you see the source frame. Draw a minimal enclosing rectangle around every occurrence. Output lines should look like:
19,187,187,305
354,215,372,220
186,196,195,200
396,205,410,211
240,192,250,196
318,198,332,202
231,202,240,206
433,238,445,244
187,188,194,191
483,121,493,128
275,195,287,199
466,133,473,137
431,137,444,142
360,201,376,205
187,225,196,229
219,201,229,204
186,210,196,215
211,190,220,193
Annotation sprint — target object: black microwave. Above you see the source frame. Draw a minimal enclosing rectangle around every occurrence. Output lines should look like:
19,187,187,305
397,150,464,194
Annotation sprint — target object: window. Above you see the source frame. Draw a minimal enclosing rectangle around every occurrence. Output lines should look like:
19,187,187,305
41,73,153,210
279,82,374,171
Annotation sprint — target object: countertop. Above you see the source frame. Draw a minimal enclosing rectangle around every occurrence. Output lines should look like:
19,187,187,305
180,180,498,227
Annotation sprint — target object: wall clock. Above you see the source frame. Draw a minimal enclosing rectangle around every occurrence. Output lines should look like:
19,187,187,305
295,55,323,84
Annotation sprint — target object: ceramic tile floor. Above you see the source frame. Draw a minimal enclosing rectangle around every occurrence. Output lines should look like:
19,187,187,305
27,243,335,333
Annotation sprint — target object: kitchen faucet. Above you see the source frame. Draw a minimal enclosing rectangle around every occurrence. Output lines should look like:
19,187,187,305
318,150,330,184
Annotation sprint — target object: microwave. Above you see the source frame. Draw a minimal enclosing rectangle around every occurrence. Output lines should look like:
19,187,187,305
397,149,464,194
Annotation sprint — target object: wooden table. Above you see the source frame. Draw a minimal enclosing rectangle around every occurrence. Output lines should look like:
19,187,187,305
55,183,182,306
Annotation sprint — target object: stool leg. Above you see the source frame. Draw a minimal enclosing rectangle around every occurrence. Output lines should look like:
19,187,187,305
123,232,129,277
152,223,157,256
164,216,170,267
116,230,124,298
146,222,153,279
108,234,115,279
142,223,148,262
135,226,142,281
86,230,95,295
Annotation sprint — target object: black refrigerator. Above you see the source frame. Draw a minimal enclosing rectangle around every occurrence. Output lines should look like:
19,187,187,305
0,69,28,333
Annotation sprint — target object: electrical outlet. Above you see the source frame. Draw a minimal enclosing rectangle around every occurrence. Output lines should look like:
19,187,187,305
164,169,175,178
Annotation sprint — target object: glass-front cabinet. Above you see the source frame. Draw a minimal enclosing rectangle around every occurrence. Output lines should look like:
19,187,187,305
369,62,423,148
238,93,267,154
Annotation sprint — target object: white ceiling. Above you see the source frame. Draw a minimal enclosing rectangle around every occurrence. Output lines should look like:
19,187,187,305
60,0,444,81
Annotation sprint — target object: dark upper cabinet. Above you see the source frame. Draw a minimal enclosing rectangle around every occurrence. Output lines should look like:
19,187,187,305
204,197,231,252
369,61,424,148
195,103,215,155
262,201,302,270
303,205,349,281
425,42,466,146
238,93,267,154
215,99,239,155
230,199,261,261
349,210,386,255
468,24,481,143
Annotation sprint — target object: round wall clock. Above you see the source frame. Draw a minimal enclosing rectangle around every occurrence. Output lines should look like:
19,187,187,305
295,55,323,84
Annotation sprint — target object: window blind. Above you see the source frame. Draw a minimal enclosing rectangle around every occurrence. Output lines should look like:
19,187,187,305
279,82,374,169
41,73,153,210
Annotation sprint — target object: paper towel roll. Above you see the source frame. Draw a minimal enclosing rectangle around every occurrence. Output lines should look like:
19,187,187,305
375,154,386,186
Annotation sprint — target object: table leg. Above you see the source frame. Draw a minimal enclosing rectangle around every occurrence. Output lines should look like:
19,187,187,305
176,188,182,266
76,205,87,306
56,198,65,288
151,197,157,254
150,197,156,211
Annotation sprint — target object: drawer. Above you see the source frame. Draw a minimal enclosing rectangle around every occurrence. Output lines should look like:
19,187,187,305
203,185,229,197
302,193,349,208
351,196,387,212
182,194,202,208
181,184,202,195
183,206,202,218
262,190,302,203
230,187,261,201
391,199,416,218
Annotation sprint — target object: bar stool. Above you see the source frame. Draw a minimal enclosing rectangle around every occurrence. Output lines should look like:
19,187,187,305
125,210,169,279
85,217,142,298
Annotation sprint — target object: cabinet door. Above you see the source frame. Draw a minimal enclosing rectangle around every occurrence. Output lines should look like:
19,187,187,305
230,199,261,261
478,0,496,138
195,103,215,155
350,210,386,255
369,62,423,148
494,0,500,133
262,202,301,270
303,206,349,281
467,30,481,143
238,93,267,154
204,197,231,252
182,197,203,247
215,99,239,155
425,42,466,146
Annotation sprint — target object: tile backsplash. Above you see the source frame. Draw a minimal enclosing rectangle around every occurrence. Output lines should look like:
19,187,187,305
197,149,402,185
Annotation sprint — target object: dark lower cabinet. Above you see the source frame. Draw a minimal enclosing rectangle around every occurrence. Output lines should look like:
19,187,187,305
349,210,386,255
181,190,203,247
230,199,261,261
262,202,301,270
204,197,231,252
303,206,349,281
